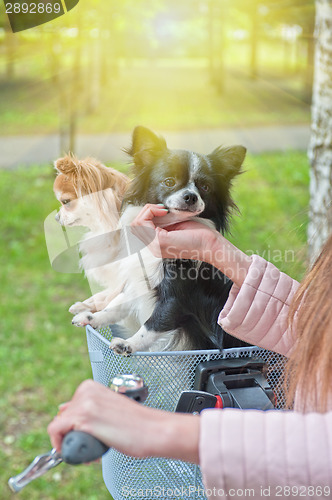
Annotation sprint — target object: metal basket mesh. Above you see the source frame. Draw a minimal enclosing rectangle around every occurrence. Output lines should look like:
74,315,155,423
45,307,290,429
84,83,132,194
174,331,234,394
86,325,287,500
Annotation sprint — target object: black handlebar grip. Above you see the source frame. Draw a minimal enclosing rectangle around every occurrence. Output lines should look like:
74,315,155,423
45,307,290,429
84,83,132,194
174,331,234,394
61,375,148,465
61,431,109,465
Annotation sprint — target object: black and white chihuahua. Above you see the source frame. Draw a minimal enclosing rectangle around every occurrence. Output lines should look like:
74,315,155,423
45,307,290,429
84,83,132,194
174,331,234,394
107,126,249,354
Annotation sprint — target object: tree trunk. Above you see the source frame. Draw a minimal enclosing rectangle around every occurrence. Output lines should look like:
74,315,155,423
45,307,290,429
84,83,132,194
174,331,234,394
250,3,258,79
208,0,217,82
87,36,102,112
307,0,332,262
4,27,15,79
208,0,225,93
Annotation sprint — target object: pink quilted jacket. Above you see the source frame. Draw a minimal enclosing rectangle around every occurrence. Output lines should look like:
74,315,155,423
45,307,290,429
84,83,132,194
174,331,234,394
199,255,332,498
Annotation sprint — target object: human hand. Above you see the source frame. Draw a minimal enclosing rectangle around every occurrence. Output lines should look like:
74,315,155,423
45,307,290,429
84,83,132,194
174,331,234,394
131,204,220,262
131,204,252,286
48,380,154,459
47,379,200,463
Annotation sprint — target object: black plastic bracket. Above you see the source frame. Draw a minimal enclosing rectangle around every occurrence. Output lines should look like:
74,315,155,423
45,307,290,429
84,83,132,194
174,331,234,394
194,358,275,410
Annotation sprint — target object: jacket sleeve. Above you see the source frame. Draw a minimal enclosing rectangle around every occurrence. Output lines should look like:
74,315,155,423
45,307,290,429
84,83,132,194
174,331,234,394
218,254,300,356
199,408,332,496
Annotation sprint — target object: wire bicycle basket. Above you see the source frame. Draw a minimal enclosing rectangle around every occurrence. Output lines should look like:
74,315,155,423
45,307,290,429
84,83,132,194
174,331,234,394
86,325,287,500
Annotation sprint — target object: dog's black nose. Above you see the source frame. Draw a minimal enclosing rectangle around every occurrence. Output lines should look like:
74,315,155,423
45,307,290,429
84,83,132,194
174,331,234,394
183,191,198,206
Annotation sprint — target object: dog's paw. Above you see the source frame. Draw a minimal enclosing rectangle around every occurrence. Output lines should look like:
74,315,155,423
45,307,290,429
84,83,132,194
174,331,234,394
109,337,133,356
69,302,90,315
71,312,94,327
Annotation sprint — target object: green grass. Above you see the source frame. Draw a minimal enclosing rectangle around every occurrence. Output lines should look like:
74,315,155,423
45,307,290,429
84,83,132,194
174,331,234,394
230,150,310,279
0,151,309,499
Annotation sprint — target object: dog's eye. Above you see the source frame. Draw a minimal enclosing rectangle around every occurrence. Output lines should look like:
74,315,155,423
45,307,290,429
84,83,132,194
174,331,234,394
62,199,70,205
200,184,210,192
163,178,176,188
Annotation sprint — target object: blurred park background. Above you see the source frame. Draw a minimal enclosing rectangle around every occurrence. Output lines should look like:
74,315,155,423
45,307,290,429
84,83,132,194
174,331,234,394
0,0,313,145
0,0,315,499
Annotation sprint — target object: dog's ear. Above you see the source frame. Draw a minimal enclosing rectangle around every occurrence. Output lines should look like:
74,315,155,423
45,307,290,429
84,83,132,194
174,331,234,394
54,155,77,174
125,126,167,168
208,145,246,180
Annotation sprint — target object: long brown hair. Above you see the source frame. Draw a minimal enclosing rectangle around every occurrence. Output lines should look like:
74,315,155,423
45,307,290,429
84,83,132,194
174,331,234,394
285,233,332,412
54,154,129,211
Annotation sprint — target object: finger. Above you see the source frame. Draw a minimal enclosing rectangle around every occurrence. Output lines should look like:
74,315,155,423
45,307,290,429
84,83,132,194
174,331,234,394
163,220,206,232
48,416,75,452
131,205,167,246
57,402,70,414
146,226,165,258
131,223,157,248
154,227,180,258
131,204,168,229
85,458,101,466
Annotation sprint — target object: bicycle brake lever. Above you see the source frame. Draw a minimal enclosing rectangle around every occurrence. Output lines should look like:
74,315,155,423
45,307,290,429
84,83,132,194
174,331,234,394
8,374,148,492
8,448,62,493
